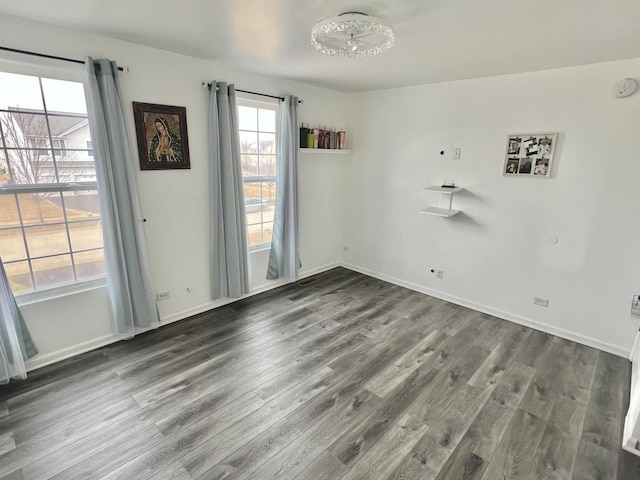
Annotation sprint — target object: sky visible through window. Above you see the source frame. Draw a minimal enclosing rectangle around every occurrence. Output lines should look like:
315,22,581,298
0,72,87,113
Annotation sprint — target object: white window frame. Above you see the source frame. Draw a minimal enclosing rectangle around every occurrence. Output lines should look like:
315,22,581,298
236,96,279,252
0,60,106,301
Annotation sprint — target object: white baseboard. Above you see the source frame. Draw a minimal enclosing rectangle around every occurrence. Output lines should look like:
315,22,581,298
28,259,625,372
341,262,629,358
159,299,234,326
159,261,341,326
300,262,341,278
26,333,121,371
26,261,342,371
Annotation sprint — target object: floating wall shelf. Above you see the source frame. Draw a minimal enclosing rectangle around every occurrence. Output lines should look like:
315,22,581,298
421,186,464,217
298,149,351,154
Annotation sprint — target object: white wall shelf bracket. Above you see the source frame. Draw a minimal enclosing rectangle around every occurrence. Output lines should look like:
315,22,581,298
421,186,464,218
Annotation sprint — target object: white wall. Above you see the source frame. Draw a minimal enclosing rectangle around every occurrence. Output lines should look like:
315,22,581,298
343,59,640,356
3,13,639,367
0,14,349,368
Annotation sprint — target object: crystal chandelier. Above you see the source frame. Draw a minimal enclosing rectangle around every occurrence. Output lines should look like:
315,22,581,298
311,12,395,58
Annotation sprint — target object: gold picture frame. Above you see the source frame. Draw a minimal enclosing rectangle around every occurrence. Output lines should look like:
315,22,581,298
133,102,191,170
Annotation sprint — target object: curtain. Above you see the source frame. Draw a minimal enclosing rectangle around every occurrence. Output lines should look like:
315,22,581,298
208,81,250,299
0,258,37,384
267,96,300,280
85,57,159,336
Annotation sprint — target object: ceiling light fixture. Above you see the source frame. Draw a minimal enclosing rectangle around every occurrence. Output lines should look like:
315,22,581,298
311,12,395,58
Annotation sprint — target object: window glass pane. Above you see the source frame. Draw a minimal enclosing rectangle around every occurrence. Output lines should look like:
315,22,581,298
0,151,9,185
0,227,27,261
246,223,263,246
261,203,275,225
32,254,74,289
0,72,43,110
73,250,105,281
237,106,257,131
246,205,263,225
242,155,258,177
18,193,65,225
4,148,54,185
258,133,276,155
52,158,96,182
243,182,261,201
25,224,70,257
47,115,89,148
239,131,257,154
262,222,273,245
258,108,276,133
54,151,96,182
29,137,51,149
259,154,276,177
41,79,88,114
4,261,33,293
0,195,21,227
69,220,103,251
63,192,101,219
245,195,265,227
1,111,48,148
261,182,276,203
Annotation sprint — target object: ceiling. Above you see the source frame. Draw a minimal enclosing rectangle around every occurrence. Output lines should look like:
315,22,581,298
1,0,639,93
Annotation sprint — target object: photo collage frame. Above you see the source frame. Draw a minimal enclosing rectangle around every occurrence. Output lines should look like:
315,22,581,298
504,133,556,178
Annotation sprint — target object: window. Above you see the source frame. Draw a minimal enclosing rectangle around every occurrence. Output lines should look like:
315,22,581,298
0,70,104,295
237,99,278,249
30,137,66,150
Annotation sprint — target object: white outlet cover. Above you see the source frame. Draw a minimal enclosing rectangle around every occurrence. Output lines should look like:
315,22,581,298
533,296,549,307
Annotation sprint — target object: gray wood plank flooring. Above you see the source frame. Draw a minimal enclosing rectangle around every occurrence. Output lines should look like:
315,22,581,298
0,267,637,479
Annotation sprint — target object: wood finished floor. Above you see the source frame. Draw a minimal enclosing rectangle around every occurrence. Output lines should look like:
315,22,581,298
1,267,638,480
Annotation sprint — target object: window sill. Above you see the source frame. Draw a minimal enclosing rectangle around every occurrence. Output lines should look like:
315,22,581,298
16,277,108,306
249,244,271,254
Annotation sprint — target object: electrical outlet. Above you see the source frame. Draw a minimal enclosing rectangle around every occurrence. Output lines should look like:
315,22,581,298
453,147,461,160
430,268,444,279
156,291,171,301
533,296,549,307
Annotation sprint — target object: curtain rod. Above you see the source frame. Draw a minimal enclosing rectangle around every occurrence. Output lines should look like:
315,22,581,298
202,82,303,104
0,46,126,72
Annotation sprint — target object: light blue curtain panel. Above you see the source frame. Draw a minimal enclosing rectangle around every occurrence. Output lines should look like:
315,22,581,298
267,96,300,280
85,57,159,336
0,258,37,384
209,81,250,299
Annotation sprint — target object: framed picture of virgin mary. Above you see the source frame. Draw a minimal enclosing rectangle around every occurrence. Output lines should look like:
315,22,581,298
133,102,191,170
